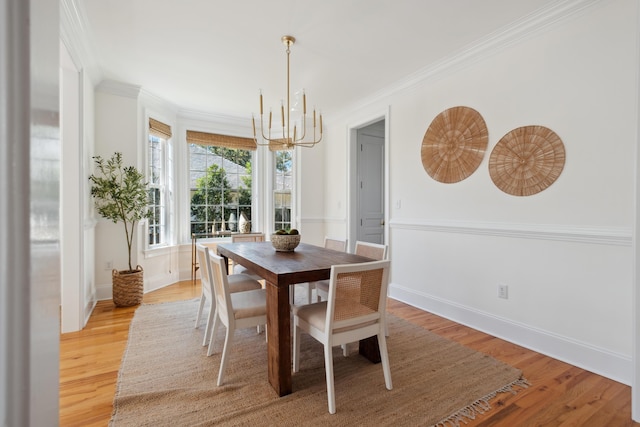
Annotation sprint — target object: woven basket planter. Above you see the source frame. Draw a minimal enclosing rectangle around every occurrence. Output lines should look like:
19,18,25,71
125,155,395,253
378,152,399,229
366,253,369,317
271,234,301,252
112,265,144,307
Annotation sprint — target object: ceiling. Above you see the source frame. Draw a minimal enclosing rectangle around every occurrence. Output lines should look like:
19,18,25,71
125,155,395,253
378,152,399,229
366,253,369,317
77,0,557,119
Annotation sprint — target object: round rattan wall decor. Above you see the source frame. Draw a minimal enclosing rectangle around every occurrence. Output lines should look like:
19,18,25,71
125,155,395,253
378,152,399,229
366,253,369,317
489,125,565,196
421,106,488,183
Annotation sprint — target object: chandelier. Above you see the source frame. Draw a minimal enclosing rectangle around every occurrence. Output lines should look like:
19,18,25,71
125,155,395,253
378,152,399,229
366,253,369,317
252,35,323,149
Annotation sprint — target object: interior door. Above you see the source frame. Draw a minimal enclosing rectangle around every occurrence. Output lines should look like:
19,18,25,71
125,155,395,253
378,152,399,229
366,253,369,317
356,123,385,244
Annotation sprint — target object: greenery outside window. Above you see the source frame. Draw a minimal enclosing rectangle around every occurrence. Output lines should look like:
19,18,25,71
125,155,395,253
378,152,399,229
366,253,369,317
187,131,256,235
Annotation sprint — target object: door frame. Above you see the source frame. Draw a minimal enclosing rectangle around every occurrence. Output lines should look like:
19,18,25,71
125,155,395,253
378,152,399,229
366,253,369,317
347,107,390,253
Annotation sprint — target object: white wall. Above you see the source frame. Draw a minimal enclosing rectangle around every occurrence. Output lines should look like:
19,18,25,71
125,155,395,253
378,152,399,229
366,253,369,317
93,87,142,298
323,0,638,384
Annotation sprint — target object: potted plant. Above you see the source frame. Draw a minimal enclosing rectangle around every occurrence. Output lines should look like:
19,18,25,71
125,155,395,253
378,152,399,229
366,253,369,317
89,152,152,307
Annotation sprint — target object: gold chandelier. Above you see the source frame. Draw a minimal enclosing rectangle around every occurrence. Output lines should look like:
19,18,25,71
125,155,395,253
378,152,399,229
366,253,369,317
252,35,323,149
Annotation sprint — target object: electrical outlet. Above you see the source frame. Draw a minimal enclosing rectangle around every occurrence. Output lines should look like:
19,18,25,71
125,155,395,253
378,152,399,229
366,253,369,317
105,261,113,270
498,284,508,299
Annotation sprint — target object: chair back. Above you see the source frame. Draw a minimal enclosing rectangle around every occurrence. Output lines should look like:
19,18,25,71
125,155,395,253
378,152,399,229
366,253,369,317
324,237,348,252
354,241,388,260
325,260,390,331
231,233,265,243
196,244,214,300
207,249,235,328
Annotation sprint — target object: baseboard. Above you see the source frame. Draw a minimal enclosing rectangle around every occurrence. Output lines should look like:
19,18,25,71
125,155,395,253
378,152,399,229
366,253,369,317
388,282,631,385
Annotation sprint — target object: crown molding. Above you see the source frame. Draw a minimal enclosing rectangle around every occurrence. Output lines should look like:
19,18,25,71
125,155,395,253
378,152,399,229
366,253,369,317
96,80,142,99
329,0,602,119
139,89,179,115
59,0,102,85
177,108,253,131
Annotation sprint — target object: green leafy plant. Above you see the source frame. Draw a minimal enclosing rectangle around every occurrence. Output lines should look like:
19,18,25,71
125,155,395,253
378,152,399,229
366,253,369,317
89,152,152,272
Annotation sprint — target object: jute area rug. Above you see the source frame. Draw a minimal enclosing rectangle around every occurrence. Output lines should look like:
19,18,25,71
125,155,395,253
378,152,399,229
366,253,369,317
110,298,527,427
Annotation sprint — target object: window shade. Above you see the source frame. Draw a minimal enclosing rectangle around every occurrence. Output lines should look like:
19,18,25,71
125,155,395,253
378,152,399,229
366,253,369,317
186,130,257,151
149,118,172,139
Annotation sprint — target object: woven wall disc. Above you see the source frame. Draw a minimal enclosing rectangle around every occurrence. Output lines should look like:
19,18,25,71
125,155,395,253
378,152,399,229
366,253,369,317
421,106,488,183
489,126,565,196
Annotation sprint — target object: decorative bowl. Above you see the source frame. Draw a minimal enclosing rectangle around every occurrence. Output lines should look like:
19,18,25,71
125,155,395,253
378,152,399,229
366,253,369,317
270,234,301,252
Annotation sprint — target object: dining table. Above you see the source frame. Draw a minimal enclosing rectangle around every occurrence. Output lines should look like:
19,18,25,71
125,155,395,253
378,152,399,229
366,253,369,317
216,241,380,397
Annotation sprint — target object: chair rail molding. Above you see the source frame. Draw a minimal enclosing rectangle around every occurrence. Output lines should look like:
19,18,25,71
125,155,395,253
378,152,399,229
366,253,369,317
389,218,632,246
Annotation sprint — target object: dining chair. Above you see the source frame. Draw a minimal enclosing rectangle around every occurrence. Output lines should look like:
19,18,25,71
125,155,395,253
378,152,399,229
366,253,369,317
292,259,392,414
291,237,348,305
316,241,389,343
315,241,387,302
207,250,268,386
230,233,265,281
194,244,262,347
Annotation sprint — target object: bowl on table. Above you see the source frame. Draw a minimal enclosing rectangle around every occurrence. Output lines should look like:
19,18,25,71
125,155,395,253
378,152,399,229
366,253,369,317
270,233,301,252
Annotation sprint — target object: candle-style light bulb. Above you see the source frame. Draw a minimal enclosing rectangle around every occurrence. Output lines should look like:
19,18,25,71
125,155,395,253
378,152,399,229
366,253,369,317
302,90,307,114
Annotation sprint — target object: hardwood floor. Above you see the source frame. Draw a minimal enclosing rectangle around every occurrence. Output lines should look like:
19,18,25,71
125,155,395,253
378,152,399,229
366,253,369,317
60,281,639,426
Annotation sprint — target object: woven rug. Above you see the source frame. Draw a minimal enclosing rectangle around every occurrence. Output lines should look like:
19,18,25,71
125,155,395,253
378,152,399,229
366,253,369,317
110,298,528,427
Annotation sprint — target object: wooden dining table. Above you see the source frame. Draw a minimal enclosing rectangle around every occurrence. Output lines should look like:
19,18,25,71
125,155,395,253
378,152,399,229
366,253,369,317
216,241,378,397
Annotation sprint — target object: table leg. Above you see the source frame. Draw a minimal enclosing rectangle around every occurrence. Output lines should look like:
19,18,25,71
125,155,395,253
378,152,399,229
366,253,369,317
265,281,292,396
220,254,230,274
359,336,381,363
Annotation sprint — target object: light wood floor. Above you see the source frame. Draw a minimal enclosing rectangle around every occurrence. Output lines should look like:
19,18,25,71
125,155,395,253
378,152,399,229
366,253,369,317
60,281,639,426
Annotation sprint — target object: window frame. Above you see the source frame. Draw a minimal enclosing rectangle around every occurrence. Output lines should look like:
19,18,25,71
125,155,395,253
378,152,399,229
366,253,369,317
273,149,293,232
147,133,172,248
187,143,255,236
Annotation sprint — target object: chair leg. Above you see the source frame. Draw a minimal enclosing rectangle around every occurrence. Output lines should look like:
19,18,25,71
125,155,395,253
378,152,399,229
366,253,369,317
292,319,301,373
324,343,336,414
377,331,393,390
203,305,214,347
217,327,234,386
306,283,313,305
341,343,348,357
194,296,205,328
290,286,296,305
207,310,220,356
384,313,389,337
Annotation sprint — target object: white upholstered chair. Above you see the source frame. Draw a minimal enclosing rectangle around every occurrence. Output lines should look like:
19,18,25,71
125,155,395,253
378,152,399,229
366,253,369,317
230,233,265,281
207,250,267,386
316,241,389,342
292,259,392,414
292,237,348,305
194,244,262,347
315,241,387,302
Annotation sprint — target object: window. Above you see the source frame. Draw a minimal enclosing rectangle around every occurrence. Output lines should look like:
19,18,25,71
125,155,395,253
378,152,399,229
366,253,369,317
274,150,292,231
147,118,172,247
187,131,256,235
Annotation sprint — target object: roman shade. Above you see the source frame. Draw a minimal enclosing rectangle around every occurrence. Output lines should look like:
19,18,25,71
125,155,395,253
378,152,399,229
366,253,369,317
187,130,257,151
148,118,172,139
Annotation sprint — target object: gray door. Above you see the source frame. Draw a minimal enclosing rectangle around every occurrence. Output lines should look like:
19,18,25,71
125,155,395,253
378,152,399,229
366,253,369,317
356,122,385,244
